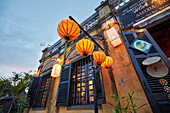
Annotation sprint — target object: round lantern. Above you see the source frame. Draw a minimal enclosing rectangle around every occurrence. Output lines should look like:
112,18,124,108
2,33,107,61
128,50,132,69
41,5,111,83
57,19,80,41
93,51,106,66
76,39,94,56
101,56,113,69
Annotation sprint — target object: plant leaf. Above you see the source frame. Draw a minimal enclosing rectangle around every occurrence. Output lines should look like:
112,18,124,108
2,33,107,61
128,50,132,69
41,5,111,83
132,91,134,95
133,98,141,101
126,102,130,109
110,108,117,113
122,96,126,99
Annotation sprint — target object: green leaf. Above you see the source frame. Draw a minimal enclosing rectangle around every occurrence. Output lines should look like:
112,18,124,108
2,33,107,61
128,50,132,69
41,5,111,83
0,108,3,112
133,104,137,107
132,91,134,95
110,108,117,113
116,95,120,105
112,93,117,98
126,102,130,109
133,98,141,101
131,104,137,107
122,96,126,99
116,108,120,113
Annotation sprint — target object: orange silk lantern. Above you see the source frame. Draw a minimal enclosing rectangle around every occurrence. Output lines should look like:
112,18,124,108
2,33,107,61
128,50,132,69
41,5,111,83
76,39,94,56
93,51,106,66
57,19,80,41
101,56,113,69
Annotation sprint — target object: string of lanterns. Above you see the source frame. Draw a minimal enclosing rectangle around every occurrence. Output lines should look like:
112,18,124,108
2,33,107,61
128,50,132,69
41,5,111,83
57,19,113,69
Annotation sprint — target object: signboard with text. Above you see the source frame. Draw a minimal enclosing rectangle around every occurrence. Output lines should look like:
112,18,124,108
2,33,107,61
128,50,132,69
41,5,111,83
117,0,170,29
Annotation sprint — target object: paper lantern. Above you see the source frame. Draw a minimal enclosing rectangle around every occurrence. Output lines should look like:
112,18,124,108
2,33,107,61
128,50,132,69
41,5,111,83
93,51,106,66
76,39,94,56
57,19,80,41
101,56,113,69
51,64,61,77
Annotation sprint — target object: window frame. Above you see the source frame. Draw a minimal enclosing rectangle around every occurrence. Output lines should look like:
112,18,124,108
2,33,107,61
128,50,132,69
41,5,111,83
32,70,52,110
67,56,106,110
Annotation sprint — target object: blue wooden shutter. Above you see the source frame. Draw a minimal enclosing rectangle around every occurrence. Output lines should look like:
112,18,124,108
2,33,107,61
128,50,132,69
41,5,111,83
121,29,170,113
28,76,41,107
56,63,72,106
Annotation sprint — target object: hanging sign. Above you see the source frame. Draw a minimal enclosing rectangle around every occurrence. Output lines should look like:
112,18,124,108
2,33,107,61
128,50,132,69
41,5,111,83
117,0,170,29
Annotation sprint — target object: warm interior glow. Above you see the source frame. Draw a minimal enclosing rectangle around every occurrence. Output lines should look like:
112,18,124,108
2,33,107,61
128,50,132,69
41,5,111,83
51,64,61,77
106,20,111,26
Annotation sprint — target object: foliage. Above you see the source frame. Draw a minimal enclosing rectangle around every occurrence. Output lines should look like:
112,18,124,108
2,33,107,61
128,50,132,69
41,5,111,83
0,72,34,113
110,92,142,113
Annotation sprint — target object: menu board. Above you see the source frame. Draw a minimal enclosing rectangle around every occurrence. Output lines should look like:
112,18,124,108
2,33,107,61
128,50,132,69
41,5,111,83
117,0,170,29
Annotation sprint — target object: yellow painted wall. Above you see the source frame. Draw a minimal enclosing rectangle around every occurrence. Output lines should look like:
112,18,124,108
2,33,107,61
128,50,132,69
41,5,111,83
102,22,153,113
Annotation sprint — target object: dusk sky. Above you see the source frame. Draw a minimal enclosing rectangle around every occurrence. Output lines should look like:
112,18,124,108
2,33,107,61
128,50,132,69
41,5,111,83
0,0,101,77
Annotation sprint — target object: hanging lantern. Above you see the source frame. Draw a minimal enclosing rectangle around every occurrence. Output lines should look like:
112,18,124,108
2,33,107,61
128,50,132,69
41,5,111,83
101,56,113,69
93,51,106,66
76,39,94,56
57,19,80,41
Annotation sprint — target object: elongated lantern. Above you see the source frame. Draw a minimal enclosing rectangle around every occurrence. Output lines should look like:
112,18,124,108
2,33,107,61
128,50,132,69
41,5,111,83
76,39,94,56
93,51,106,66
57,19,80,41
101,56,113,69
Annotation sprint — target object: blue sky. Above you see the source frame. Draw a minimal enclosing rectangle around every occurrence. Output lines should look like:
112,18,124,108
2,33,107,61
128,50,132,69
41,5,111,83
0,0,101,77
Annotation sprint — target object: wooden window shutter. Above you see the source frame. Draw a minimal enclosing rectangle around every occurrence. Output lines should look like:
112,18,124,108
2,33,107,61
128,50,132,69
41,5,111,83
33,74,52,108
95,69,106,104
121,29,170,113
56,63,72,106
28,76,41,107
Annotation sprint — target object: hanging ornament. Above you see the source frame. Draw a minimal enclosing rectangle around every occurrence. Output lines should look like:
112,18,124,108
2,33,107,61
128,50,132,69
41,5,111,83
76,39,94,56
101,56,113,69
164,86,170,93
93,51,106,66
168,94,170,100
57,19,80,41
159,79,168,85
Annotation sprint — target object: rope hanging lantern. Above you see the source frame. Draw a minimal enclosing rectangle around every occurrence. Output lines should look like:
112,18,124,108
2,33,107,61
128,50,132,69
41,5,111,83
57,19,80,41
93,51,106,66
76,39,94,56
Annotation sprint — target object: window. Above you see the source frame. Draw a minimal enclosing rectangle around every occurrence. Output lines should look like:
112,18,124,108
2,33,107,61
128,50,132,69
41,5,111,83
32,73,51,109
99,9,106,18
56,56,105,108
70,57,94,105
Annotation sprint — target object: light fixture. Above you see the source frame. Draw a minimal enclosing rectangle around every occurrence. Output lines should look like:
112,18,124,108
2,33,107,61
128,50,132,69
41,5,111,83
57,58,60,62
51,64,62,77
101,56,113,69
106,26,122,47
93,51,106,66
76,39,94,56
106,20,111,25
48,44,51,47
57,19,80,41
34,71,37,75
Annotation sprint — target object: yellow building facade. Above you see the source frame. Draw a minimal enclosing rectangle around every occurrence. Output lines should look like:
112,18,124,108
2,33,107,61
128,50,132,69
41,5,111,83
25,0,170,113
